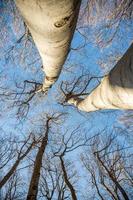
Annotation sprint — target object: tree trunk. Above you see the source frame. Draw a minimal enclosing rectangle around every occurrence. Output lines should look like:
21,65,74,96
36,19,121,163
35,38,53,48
96,153,129,200
26,119,50,200
68,43,133,111
92,174,105,200
101,179,118,200
60,156,77,200
15,0,81,92
0,142,33,188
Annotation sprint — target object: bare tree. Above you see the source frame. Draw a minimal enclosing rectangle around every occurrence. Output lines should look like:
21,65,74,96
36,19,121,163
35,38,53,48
39,155,70,200
0,133,36,188
26,113,64,200
2,172,25,200
0,134,16,171
81,132,133,200
51,125,98,200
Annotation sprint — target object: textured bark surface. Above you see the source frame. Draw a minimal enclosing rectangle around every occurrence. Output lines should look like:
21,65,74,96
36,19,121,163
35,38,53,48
68,43,133,111
0,141,34,188
26,119,50,200
60,156,77,200
96,153,129,200
16,0,81,92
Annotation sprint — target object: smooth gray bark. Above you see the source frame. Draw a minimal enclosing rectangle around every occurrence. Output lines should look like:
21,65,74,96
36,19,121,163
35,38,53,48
16,0,81,92
68,43,133,111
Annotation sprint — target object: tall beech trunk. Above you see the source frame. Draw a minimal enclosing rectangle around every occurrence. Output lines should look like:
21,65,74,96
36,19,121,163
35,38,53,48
60,156,77,200
68,43,133,111
15,0,81,92
26,118,50,200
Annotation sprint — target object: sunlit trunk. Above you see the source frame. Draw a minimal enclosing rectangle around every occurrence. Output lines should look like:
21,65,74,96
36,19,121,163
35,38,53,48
68,43,133,111
15,0,81,92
